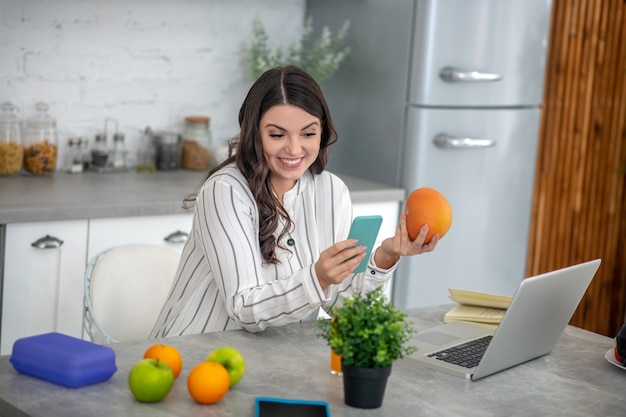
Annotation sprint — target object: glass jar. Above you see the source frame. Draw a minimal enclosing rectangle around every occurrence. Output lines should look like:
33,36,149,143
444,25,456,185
64,138,83,174
23,102,58,175
181,116,212,171
110,132,128,171
91,133,109,171
0,102,23,176
154,131,181,171
136,127,156,173
78,137,90,171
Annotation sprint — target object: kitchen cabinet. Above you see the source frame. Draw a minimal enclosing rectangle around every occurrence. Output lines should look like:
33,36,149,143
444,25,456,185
1,220,88,355
87,214,193,260
0,214,192,354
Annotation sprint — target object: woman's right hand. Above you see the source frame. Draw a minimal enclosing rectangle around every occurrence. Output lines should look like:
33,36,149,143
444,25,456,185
315,239,366,290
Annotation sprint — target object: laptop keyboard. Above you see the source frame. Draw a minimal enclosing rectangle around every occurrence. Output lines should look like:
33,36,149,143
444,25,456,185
427,335,493,369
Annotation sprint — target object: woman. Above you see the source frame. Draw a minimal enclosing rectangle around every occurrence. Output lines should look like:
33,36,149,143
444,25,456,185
149,65,438,338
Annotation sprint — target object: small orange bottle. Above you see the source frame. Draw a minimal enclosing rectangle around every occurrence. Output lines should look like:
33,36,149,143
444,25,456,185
330,349,343,376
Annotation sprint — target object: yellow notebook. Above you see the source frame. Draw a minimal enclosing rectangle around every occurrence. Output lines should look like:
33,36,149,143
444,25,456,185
447,288,512,310
444,288,513,327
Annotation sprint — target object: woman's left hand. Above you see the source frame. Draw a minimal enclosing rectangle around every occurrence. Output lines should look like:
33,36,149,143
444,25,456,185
374,211,439,269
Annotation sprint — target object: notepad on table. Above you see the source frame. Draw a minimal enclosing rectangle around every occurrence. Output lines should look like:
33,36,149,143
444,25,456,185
444,288,513,329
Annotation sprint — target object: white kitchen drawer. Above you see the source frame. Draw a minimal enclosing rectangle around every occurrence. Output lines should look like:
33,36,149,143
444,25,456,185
87,214,193,260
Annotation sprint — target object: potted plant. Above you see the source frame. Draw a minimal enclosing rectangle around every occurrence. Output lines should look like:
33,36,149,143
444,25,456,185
317,287,417,409
243,16,351,85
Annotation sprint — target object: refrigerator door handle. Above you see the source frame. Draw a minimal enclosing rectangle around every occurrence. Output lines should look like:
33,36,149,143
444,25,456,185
439,67,503,82
433,134,496,149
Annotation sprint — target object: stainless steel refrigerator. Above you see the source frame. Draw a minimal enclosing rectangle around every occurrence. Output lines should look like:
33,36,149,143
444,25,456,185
307,0,553,308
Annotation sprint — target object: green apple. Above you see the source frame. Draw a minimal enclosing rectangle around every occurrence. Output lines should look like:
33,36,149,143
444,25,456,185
128,358,175,403
206,346,246,387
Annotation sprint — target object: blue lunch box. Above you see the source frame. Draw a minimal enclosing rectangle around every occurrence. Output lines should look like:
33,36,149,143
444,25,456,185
10,332,117,388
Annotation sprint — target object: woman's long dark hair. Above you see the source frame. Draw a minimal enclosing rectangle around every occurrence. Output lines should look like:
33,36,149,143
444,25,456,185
185,65,338,264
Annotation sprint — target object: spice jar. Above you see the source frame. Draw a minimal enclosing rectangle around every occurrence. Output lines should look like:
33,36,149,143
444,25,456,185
91,133,109,171
181,116,212,171
110,132,128,171
0,102,23,176
64,138,83,174
23,102,58,175
154,131,181,171
78,137,90,171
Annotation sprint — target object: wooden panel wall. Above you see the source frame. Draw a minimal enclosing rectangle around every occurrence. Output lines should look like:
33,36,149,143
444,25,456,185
527,0,626,337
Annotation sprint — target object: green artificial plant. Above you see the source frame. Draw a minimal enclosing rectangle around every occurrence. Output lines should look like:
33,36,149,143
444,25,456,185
317,287,417,369
243,16,351,85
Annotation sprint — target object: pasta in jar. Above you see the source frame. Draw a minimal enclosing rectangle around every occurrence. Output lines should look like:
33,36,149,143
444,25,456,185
24,140,57,174
23,102,58,175
0,102,23,176
0,141,24,175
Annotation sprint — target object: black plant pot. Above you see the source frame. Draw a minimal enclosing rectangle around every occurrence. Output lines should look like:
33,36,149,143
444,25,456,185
342,364,392,409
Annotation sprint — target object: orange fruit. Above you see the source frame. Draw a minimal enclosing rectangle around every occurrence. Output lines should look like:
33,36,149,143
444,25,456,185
187,362,230,404
405,187,453,243
144,344,183,379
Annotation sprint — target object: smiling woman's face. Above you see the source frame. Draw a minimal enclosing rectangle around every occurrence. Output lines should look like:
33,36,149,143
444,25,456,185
260,104,321,198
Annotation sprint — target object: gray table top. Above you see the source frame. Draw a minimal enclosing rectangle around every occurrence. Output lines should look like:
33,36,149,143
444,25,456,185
0,170,405,224
0,305,623,417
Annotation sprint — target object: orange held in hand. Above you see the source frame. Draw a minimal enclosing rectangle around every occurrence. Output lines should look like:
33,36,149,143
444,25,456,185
144,344,183,379
187,362,231,404
405,187,453,243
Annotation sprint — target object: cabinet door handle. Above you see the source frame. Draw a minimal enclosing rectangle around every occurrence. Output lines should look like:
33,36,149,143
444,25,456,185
31,234,64,249
439,67,503,82
164,230,189,244
434,134,496,149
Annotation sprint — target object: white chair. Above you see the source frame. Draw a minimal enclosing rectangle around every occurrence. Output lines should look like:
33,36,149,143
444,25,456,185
83,244,180,344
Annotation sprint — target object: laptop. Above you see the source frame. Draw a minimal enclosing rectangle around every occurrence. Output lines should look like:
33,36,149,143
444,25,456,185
408,259,601,380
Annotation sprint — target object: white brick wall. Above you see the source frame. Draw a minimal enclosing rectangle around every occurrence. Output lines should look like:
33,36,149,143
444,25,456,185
0,0,306,168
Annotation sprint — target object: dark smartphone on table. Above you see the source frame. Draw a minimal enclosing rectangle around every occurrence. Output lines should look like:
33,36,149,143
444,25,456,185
255,397,331,417
346,215,383,273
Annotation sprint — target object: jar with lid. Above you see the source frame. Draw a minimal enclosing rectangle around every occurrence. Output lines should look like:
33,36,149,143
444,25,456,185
181,116,212,171
0,102,23,176
110,132,128,171
154,131,181,171
78,137,90,171
23,102,58,175
64,138,83,174
91,133,109,171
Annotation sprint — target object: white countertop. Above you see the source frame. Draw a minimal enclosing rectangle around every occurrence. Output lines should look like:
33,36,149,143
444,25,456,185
0,170,406,223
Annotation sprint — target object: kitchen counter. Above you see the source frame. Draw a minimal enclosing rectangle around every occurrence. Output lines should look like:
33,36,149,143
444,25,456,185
0,305,623,417
0,170,406,224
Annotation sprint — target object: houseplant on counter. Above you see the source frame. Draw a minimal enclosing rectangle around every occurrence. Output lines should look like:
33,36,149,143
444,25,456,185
316,287,417,409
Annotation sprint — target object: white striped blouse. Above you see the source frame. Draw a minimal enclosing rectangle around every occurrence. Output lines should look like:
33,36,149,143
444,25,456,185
149,164,397,338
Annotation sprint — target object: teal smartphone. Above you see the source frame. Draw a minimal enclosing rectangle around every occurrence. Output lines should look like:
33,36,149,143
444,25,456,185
347,215,383,273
